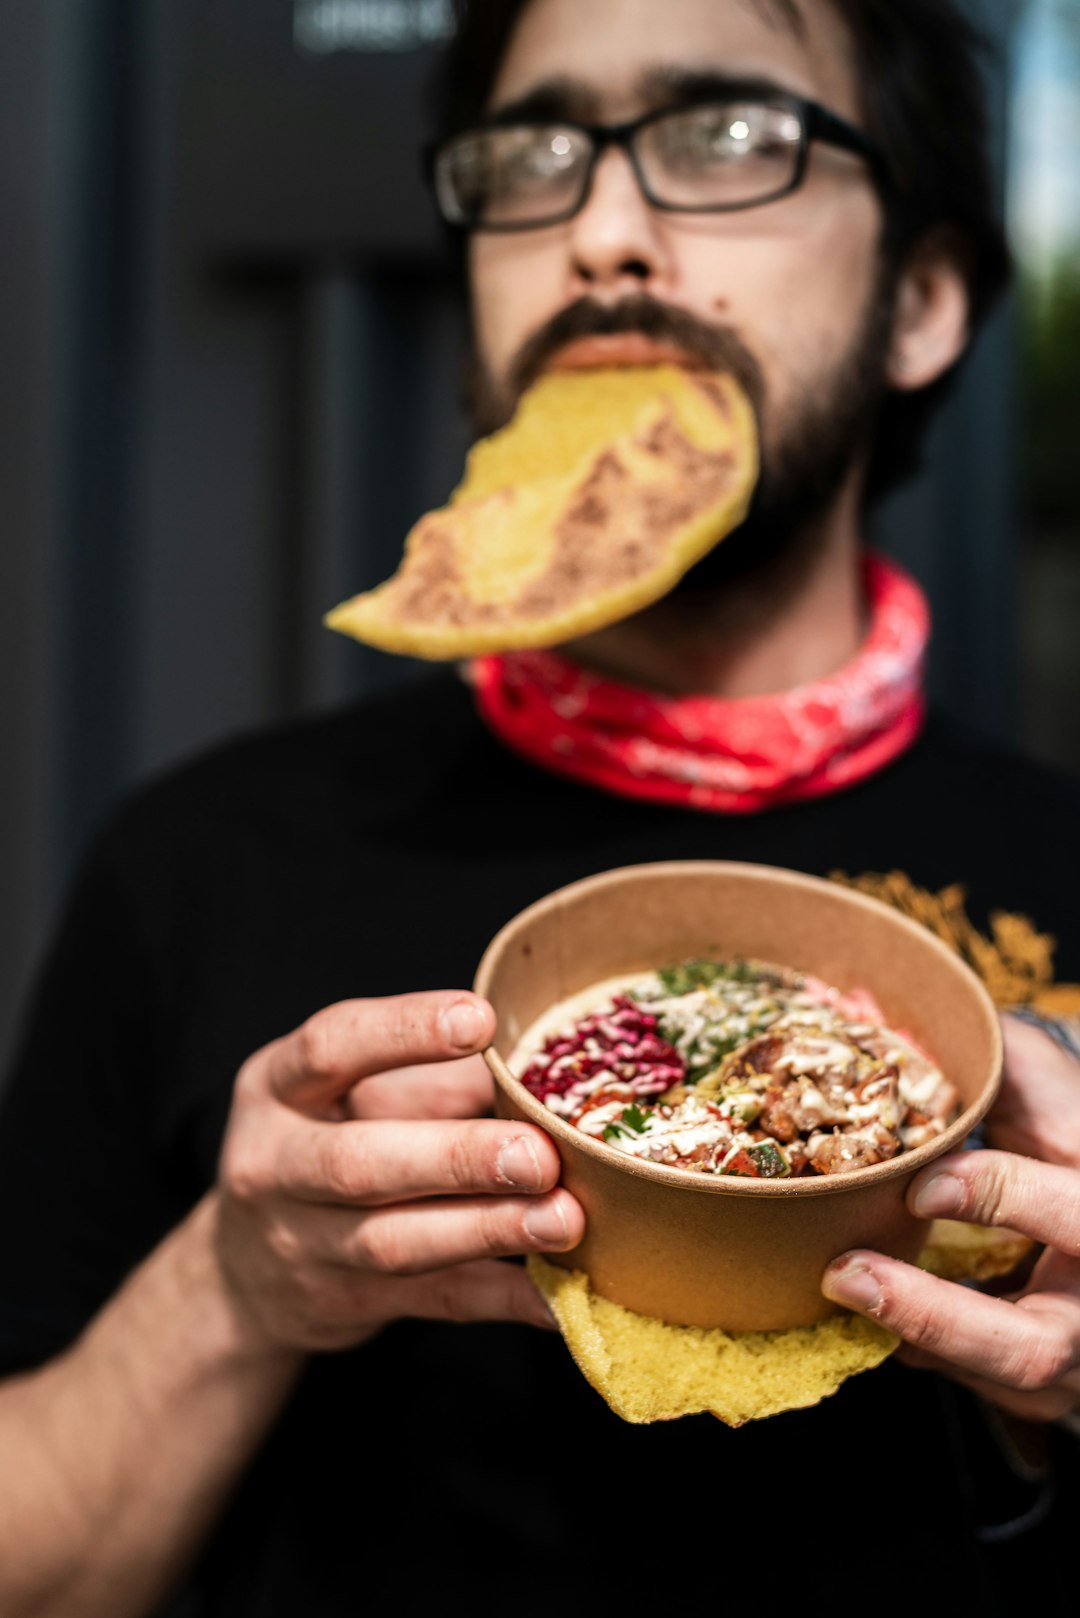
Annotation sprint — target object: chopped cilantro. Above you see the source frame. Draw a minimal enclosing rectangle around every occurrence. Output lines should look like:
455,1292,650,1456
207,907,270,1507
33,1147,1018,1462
603,1104,650,1142
723,960,761,985
656,959,727,996
655,957,764,998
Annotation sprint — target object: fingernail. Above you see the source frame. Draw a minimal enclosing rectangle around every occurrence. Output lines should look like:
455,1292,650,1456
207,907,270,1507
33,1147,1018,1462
822,1260,882,1314
441,1000,486,1051
911,1171,964,1220
498,1135,543,1190
523,1195,570,1248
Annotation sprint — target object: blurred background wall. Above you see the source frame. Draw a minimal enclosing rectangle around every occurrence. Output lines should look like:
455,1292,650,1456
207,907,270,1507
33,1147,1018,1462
1,0,1077,1079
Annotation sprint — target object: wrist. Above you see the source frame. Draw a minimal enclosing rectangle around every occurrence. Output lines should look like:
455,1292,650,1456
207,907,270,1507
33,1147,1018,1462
161,1194,307,1384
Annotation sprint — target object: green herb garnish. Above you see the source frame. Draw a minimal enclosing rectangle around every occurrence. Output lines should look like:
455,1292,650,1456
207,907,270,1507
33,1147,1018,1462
654,957,767,998
656,959,727,996
603,1103,651,1142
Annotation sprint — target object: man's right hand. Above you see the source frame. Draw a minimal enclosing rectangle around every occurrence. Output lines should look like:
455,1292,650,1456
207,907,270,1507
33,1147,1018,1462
214,991,583,1351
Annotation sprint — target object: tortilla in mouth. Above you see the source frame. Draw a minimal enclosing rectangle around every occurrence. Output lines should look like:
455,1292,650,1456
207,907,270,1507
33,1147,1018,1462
324,364,758,660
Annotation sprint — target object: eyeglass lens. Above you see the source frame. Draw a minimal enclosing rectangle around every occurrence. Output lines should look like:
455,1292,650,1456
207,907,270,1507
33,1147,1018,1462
436,100,805,227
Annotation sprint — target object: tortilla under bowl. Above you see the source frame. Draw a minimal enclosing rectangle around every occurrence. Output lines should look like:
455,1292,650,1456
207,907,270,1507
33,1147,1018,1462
475,861,1003,1332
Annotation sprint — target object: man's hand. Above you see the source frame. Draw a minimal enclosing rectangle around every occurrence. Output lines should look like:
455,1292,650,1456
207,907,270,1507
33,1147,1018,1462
215,990,583,1351
822,1016,1080,1421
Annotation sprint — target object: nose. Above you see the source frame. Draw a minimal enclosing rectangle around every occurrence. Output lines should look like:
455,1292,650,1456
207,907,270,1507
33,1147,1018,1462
566,142,674,300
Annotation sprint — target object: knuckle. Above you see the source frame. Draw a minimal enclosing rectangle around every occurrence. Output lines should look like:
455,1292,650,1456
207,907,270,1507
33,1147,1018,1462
234,1054,265,1100
316,1131,360,1201
266,1218,305,1269
968,1156,1011,1228
446,1127,486,1193
382,997,428,1063
220,1138,263,1206
297,1010,344,1085
1012,1335,1074,1393
889,1291,950,1355
478,1201,515,1257
356,1217,408,1277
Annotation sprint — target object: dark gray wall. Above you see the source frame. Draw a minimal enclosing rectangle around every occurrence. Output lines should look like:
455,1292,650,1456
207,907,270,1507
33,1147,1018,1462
0,0,1023,1080
1,0,92,1078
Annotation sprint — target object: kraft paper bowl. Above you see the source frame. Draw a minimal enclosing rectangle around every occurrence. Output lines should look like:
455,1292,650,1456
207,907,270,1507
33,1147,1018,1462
474,861,1003,1332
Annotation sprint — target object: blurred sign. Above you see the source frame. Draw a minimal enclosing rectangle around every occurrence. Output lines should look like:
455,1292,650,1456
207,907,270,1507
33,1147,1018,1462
294,0,454,53
179,0,453,264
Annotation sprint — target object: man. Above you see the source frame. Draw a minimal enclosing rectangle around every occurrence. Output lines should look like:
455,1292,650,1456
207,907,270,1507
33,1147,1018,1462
0,1,1078,1614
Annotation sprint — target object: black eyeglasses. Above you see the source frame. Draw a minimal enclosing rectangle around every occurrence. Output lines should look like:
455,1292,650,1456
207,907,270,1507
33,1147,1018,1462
425,86,891,232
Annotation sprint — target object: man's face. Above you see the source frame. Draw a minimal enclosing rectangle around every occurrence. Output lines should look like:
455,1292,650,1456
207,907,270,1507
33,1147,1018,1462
466,0,895,568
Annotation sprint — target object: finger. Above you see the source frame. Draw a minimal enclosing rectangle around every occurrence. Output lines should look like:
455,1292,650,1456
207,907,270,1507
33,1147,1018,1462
822,1250,1080,1392
274,1116,563,1205
896,1343,1080,1423
907,1150,1080,1256
380,1259,559,1331
262,993,496,1112
291,1188,584,1274
345,1054,495,1121
1025,1245,1080,1299
989,1017,1080,1167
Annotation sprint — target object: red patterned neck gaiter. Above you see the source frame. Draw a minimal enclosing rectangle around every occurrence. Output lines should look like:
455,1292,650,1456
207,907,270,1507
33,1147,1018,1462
471,552,929,814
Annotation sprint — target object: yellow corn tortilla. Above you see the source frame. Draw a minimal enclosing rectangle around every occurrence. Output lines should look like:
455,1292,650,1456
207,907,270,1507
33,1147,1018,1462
325,365,757,659
917,1218,1033,1283
528,1220,1031,1427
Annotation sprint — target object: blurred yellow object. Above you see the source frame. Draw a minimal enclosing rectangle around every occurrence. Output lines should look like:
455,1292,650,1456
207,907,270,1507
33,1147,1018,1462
917,1217,1032,1282
325,365,758,659
527,1220,1029,1427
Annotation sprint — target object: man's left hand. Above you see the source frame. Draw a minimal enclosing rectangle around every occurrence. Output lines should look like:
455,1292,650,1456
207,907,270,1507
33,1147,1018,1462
822,1016,1080,1422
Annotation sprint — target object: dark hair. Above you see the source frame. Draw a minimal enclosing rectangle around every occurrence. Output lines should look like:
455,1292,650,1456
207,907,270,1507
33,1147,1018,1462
428,0,1012,503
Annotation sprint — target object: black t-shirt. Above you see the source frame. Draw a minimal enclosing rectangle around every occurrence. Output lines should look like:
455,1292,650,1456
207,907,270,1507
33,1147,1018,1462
2,672,1079,1616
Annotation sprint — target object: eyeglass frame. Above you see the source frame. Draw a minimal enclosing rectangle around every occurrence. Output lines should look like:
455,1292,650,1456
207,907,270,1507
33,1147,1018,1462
423,83,895,232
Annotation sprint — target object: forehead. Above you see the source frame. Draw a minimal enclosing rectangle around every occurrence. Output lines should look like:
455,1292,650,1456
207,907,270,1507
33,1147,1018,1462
489,0,862,122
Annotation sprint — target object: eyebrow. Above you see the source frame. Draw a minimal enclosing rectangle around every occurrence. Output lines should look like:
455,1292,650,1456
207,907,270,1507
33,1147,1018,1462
750,0,806,38
638,65,808,109
486,67,808,127
487,75,602,126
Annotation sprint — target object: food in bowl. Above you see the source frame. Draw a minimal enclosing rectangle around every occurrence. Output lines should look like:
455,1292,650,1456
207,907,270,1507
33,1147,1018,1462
514,957,960,1180
479,860,1002,1332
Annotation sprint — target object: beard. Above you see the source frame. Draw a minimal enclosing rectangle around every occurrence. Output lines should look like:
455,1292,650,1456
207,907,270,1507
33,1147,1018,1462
463,270,899,600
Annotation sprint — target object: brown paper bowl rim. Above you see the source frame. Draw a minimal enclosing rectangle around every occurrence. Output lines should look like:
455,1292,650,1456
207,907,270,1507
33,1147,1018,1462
475,860,1003,1198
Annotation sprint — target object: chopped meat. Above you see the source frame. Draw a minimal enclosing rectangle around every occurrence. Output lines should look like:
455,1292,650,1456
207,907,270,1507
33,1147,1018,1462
760,1084,799,1143
807,1125,902,1176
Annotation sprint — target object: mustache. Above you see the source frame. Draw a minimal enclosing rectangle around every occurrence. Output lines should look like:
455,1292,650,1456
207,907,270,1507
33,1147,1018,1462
507,293,766,421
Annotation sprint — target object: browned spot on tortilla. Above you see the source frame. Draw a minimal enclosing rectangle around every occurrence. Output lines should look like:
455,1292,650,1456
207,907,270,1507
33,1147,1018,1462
381,405,738,629
390,523,496,627
511,410,735,621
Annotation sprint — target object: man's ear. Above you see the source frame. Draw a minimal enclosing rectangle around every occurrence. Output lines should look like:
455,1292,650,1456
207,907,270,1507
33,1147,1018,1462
886,229,972,392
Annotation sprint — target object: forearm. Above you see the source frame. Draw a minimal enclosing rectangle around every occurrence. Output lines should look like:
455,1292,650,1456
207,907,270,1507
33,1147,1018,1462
0,1193,304,1618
